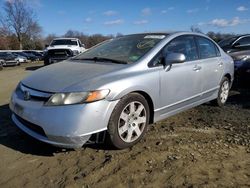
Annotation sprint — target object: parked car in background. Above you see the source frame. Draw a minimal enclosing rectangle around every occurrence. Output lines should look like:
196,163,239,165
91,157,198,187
230,51,250,82
13,51,37,62
24,50,43,61
218,35,250,81
10,32,234,149
0,52,20,66
12,53,28,63
44,38,86,65
218,35,250,53
0,59,3,70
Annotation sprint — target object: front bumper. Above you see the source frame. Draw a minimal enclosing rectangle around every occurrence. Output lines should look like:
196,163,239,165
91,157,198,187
10,91,119,148
2,60,18,66
49,58,68,64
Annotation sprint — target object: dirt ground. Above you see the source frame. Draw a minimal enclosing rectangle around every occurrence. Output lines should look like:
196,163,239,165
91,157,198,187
0,62,249,188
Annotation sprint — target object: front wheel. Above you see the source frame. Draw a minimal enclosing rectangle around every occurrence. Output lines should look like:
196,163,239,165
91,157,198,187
107,93,150,149
214,77,230,107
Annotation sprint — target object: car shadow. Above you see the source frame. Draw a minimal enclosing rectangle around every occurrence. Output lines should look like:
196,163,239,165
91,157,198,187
0,104,72,156
25,65,44,71
228,84,250,109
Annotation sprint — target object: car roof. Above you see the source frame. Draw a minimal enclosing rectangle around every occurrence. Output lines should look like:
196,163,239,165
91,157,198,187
124,31,177,36
121,31,208,38
224,34,250,41
53,38,79,40
236,34,250,38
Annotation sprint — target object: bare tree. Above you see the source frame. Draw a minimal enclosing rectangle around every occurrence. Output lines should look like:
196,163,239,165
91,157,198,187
207,31,237,42
0,0,42,50
63,30,112,48
190,25,203,33
44,34,57,46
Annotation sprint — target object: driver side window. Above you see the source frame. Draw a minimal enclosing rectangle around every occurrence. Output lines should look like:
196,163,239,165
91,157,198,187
164,35,199,61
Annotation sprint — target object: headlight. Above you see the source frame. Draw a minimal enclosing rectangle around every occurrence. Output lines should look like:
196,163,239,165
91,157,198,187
241,55,250,61
45,89,110,106
43,50,48,56
73,50,79,56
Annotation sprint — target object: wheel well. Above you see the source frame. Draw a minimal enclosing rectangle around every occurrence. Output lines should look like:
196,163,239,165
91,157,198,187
224,74,231,83
132,91,154,124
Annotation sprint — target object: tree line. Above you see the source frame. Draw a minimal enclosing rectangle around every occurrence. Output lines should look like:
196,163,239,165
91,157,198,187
0,0,239,51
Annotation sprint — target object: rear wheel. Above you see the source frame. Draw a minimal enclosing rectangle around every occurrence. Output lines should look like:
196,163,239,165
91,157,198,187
214,77,230,107
107,93,149,149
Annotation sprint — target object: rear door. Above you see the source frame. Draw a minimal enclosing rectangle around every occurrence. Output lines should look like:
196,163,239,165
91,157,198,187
195,36,224,99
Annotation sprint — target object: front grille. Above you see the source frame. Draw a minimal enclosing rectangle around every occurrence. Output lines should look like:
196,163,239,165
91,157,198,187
17,84,52,102
30,95,49,102
15,114,47,137
48,49,73,58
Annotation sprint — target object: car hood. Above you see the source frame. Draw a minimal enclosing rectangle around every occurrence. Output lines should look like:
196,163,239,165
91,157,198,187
46,45,80,51
16,56,25,59
21,60,126,93
229,50,250,61
4,56,15,61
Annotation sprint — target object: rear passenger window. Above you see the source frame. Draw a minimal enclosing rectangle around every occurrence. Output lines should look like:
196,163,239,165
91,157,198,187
164,36,198,61
196,37,218,59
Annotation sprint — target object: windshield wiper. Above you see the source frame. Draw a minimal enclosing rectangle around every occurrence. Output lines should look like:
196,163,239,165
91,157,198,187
73,57,128,64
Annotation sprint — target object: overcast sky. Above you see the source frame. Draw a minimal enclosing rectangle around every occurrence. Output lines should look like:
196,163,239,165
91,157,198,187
1,0,250,36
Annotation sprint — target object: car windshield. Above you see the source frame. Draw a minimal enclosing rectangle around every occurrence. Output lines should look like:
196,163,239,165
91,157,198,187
0,53,9,57
0,53,6,57
7,53,15,57
218,37,238,47
50,39,78,46
15,52,25,56
73,34,167,63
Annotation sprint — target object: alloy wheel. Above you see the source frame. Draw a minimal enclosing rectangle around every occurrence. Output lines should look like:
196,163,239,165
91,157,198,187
118,101,147,143
220,80,229,104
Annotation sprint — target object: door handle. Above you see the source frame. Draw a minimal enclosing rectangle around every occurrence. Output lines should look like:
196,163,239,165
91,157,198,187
193,65,202,71
218,62,223,67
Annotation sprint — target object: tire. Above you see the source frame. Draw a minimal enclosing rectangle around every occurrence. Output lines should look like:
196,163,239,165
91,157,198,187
44,58,49,66
107,93,150,149
214,77,230,107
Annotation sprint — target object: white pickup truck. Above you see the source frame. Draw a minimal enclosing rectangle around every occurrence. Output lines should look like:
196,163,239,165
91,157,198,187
44,38,86,65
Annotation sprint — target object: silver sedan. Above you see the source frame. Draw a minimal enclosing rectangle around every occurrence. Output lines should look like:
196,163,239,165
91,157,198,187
10,32,234,149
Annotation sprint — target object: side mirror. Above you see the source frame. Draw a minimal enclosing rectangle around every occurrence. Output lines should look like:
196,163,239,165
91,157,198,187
163,53,186,71
233,42,241,48
164,52,186,64
45,44,49,48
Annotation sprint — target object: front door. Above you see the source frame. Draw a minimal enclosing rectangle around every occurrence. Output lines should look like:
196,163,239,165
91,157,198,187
158,35,202,115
